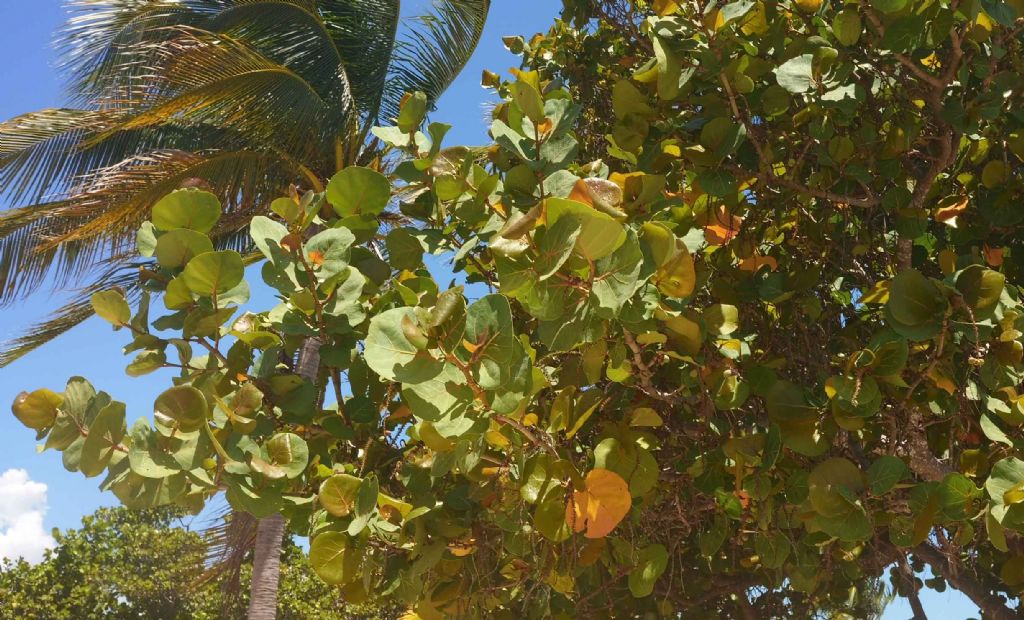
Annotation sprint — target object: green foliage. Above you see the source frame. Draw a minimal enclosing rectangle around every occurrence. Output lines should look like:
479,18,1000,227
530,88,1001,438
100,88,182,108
0,506,396,620
0,0,491,366
10,0,1024,617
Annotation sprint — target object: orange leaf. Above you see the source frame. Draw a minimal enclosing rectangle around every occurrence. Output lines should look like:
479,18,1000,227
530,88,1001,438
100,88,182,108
984,244,1004,267
738,255,778,273
935,196,968,224
568,179,593,206
704,205,743,246
565,469,631,539
308,250,326,266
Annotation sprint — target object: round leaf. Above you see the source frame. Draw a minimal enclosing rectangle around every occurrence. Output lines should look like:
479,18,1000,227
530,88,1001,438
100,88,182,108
155,228,214,269
153,385,207,432
151,189,221,233
266,433,309,479
12,389,62,430
320,474,362,517
182,251,245,296
326,167,391,217
628,544,669,597
310,531,360,585
91,290,131,327
566,468,632,538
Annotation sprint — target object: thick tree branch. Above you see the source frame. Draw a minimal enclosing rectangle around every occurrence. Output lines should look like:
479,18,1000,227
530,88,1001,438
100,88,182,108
913,543,1018,620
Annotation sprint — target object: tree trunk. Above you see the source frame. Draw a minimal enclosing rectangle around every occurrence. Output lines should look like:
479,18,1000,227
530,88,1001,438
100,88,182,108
246,513,285,620
246,337,321,620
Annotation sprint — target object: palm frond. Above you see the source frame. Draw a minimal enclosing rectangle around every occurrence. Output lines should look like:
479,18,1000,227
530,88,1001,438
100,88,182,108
381,0,491,122
195,504,258,605
0,109,119,204
317,0,401,123
0,256,140,368
58,0,220,105
86,27,338,164
0,149,296,308
207,0,355,114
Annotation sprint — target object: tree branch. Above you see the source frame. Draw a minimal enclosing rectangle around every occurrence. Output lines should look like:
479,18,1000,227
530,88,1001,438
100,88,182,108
912,543,1017,620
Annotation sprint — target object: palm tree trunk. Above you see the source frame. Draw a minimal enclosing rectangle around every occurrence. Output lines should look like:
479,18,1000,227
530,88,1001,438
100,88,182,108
246,513,285,620
246,336,322,620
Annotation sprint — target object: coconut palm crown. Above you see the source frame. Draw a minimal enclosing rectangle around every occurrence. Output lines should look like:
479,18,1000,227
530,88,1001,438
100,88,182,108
0,0,490,365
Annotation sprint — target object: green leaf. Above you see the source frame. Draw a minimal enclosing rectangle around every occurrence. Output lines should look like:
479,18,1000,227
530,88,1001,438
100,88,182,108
833,9,862,46
808,458,864,517
535,216,581,280
365,308,445,384
956,265,1005,311
628,544,669,597
126,350,167,377
154,229,215,269
775,54,815,93
511,79,546,124
872,0,907,14
12,388,62,430
755,531,792,570
80,401,126,478
319,474,363,517
304,227,355,280
327,167,391,217
545,197,626,260
386,228,426,271
348,475,379,536
465,294,517,390
250,216,290,265
153,386,207,433
310,531,360,585
151,189,221,233
266,433,309,479
397,91,428,133
182,251,245,296
867,456,907,495
91,290,131,328
886,269,947,337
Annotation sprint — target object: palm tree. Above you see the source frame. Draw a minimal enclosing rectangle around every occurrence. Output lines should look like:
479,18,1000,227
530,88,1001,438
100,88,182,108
0,0,490,366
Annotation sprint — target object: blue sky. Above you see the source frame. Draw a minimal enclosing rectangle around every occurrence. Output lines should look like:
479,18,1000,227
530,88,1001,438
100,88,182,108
0,2,981,617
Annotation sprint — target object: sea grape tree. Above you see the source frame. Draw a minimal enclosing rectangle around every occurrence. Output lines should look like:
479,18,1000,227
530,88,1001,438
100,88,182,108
10,0,1024,617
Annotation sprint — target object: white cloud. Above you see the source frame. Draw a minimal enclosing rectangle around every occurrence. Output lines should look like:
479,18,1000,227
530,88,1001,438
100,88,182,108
0,469,55,565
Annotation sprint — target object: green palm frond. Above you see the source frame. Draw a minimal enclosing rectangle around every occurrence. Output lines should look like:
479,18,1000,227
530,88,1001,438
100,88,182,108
0,0,491,364
88,28,340,163
59,0,218,104
317,0,401,123
0,257,141,368
0,109,118,203
382,0,490,122
0,149,298,306
207,1,353,109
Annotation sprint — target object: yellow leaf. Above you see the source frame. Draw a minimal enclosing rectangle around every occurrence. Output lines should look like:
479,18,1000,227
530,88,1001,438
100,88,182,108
859,280,890,305
448,539,477,557
655,246,696,298
628,407,663,427
653,0,681,16
939,249,958,275
927,361,956,395
565,469,632,538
